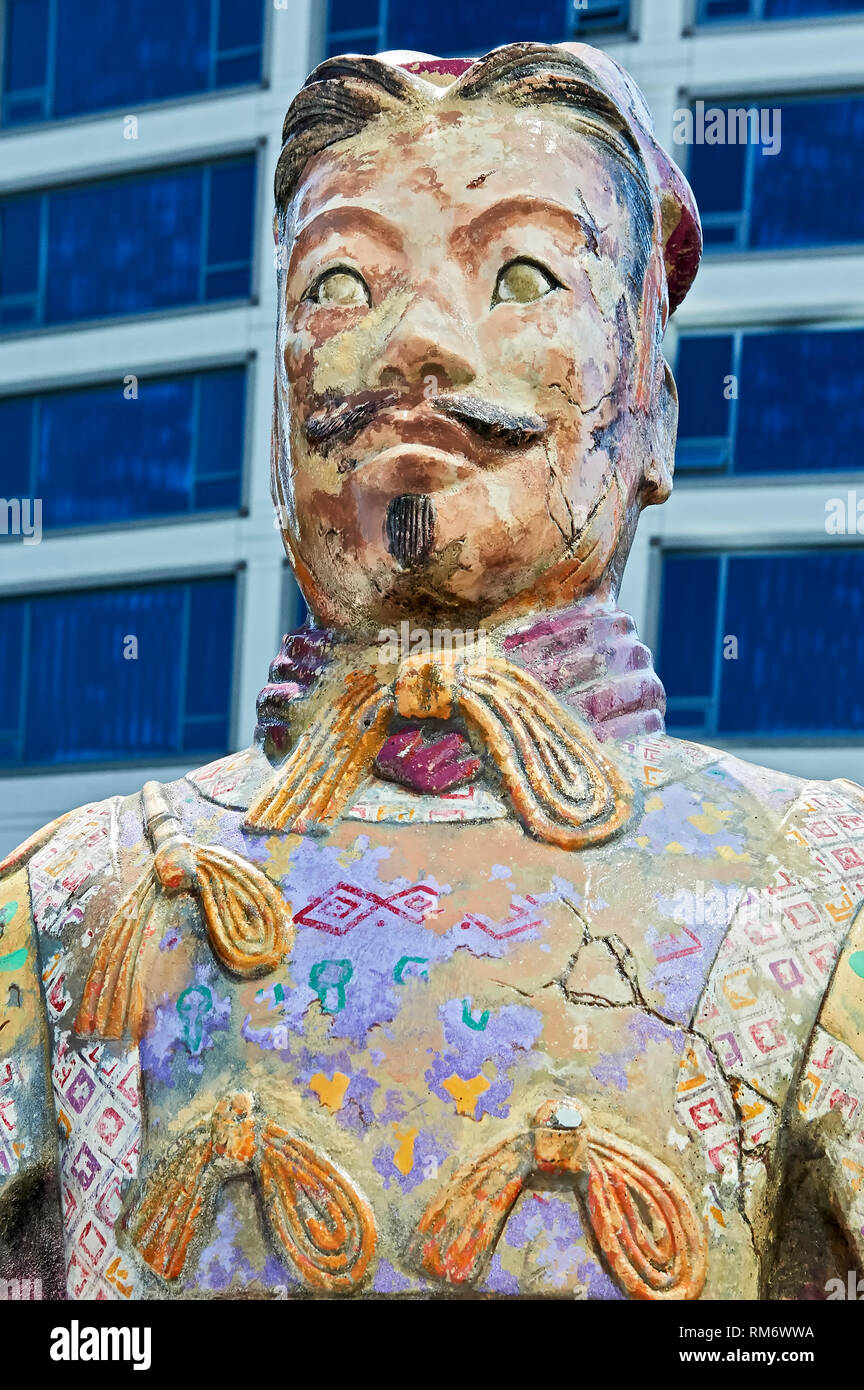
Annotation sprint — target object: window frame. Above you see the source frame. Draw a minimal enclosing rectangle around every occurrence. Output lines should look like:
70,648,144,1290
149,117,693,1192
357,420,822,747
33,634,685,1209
323,0,632,60
690,0,864,29
0,147,263,336
0,0,272,132
671,319,864,484
0,355,254,537
0,565,245,774
650,539,864,745
679,86,864,258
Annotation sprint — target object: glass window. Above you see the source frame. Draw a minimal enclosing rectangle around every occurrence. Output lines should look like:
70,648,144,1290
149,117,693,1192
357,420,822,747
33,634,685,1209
685,95,864,251
2,0,265,127
675,327,864,476
697,0,864,23
658,549,864,738
324,0,629,59
0,576,236,767
0,366,246,530
0,157,256,330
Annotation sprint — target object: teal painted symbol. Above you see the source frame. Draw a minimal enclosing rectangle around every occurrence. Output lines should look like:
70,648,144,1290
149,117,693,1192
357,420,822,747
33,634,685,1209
849,951,864,980
393,956,429,984
255,982,285,1005
176,984,213,1053
0,948,27,973
461,999,490,1031
0,901,17,936
310,959,353,1013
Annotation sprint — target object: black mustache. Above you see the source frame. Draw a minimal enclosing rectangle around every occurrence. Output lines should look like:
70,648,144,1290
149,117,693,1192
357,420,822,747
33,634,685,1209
303,391,547,454
432,394,547,446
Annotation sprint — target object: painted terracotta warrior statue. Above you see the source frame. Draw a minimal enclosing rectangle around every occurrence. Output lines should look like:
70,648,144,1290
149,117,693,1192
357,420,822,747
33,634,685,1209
3,42,864,1302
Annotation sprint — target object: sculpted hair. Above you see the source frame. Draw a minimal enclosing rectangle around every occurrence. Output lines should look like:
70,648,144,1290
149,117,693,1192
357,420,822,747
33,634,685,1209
274,43,655,257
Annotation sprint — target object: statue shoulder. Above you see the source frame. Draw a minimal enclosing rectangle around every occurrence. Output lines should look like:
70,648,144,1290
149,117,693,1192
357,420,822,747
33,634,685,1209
1,795,138,946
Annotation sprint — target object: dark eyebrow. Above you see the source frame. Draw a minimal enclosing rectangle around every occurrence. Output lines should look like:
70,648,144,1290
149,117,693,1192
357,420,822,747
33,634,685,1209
288,204,405,271
450,195,600,259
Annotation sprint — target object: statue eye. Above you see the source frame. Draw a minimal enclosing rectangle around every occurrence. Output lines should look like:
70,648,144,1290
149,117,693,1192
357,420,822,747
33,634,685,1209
492,259,561,306
308,268,370,307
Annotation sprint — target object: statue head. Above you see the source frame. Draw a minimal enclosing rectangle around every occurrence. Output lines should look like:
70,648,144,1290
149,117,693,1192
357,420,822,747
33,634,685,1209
271,42,701,636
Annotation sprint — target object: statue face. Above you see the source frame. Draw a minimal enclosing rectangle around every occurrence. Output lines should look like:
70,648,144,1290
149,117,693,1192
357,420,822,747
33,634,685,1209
275,102,671,632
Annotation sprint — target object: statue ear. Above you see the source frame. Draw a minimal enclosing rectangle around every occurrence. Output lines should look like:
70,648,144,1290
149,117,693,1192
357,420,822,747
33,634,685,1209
641,358,677,507
273,212,280,245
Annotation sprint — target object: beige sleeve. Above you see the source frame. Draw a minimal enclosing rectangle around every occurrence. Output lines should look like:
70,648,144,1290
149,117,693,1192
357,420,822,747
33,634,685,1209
794,898,864,1262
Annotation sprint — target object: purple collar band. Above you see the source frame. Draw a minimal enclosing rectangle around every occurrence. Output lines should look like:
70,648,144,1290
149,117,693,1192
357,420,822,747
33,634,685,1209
255,601,665,796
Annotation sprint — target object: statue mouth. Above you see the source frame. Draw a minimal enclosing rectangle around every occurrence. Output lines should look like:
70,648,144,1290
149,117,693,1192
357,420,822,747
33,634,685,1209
386,494,436,568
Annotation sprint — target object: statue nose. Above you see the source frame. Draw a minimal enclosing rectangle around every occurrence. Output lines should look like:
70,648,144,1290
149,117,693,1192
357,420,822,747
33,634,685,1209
375,294,477,390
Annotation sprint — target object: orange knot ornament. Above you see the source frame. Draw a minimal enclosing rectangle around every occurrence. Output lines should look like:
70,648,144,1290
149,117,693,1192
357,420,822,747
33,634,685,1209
411,1096,707,1301
245,650,633,851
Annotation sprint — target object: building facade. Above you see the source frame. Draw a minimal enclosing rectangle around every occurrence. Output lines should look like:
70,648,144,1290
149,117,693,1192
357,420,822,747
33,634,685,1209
0,0,862,855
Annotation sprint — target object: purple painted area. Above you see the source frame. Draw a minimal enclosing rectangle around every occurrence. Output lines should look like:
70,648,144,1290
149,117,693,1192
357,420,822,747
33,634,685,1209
501,599,666,743
590,1055,630,1092
140,968,231,1086
251,838,549,1048
645,886,736,1024
501,1193,593,1288
628,783,747,859
481,1254,522,1294
375,727,481,793
590,1011,685,1092
425,1052,513,1121
578,1258,627,1300
372,1129,450,1194
194,1200,298,1293
372,1259,415,1293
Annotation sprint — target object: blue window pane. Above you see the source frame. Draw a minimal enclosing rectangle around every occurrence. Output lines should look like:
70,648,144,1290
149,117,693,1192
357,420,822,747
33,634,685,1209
204,266,250,300
659,550,864,738
700,0,753,15
736,330,864,474
685,140,746,219
53,0,210,118
0,601,25,739
687,96,864,252
326,33,378,55
0,368,244,528
218,0,264,51
215,53,261,87
3,576,235,766
0,198,41,296
699,0,864,17
207,162,257,267
657,555,720,700
675,335,734,453
718,553,864,735
0,159,255,329
196,369,247,479
45,170,203,323
329,0,379,31
0,397,35,500
4,0,48,94
571,0,630,32
2,0,264,126
383,0,569,54
676,328,864,477
183,579,236,723
750,97,864,249
766,0,864,14
195,477,242,511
